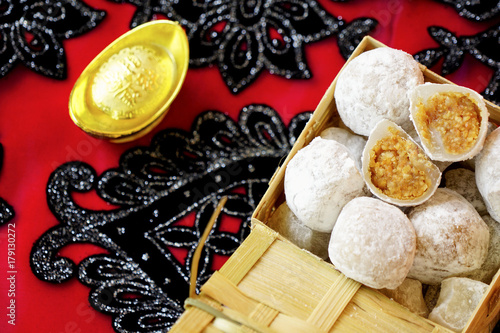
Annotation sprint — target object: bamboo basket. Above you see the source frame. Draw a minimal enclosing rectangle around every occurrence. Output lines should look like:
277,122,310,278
171,36,500,333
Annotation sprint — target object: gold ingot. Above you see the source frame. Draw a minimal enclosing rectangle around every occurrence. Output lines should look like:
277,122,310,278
69,20,189,143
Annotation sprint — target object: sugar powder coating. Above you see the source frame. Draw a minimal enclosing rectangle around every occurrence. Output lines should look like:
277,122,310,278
407,188,490,285
328,197,417,290
334,47,424,136
284,137,367,233
476,127,500,222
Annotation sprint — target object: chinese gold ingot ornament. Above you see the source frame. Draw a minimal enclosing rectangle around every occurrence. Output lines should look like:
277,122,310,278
69,20,189,142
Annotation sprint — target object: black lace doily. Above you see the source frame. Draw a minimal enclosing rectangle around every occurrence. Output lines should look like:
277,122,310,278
435,0,500,21
109,0,377,93
30,105,312,331
0,143,14,225
0,0,105,79
414,23,500,105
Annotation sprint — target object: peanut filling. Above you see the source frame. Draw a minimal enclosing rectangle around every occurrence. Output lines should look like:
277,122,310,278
415,92,481,155
369,128,432,200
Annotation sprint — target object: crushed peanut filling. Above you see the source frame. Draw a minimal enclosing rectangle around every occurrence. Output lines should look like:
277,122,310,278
369,128,432,200
415,92,481,155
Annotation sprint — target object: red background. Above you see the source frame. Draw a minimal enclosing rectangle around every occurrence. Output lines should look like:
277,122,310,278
0,0,498,332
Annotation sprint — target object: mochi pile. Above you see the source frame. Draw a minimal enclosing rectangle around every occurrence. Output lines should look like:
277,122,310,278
269,47,500,332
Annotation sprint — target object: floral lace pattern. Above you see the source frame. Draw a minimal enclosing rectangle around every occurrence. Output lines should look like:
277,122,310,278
0,0,105,79
31,105,312,331
110,0,377,93
435,0,500,21
414,24,500,105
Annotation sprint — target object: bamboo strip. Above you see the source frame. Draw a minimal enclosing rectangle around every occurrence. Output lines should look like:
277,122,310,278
306,273,361,331
219,223,277,284
214,307,277,333
202,270,321,332
218,306,320,333
238,236,337,320
333,288,444,333
202,271,258,315
191,197,228,297
269,315,324,333
249,303,279,327
203,325,224,333
430,326,455,333
171,295,221,332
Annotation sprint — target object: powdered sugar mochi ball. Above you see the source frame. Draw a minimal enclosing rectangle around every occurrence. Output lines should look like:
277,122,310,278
334,47,424,136
407,188,490,285
319,126,366,171
444,168,487,216
460,214,500,284
329,197,416,289
475,126,500,222
285,137,367,233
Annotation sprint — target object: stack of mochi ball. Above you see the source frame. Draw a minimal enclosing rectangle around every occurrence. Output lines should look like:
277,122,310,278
269,47,500,332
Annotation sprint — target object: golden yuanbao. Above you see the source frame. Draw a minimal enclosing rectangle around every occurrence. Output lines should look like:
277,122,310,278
69,20,189,143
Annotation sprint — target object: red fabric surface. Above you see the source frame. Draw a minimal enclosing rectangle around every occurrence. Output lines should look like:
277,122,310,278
0,0,499,332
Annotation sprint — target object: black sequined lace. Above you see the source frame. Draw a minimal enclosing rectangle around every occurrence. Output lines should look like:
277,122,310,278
0,0,105,79
110,0,377,93
31,106,311,331
414,24,500,105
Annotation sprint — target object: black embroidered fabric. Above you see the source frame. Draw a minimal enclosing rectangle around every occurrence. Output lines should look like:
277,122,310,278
31,106,312,331
0,0,105,79
435,0,500,21
110,0,377,93
415,24,500,105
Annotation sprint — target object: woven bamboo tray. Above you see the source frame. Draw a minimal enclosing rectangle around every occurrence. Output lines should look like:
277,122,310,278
171,36,500,333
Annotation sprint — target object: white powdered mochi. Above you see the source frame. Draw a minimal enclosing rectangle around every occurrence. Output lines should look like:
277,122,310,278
380,278,429,317
476,126,500,222
407,188,490,285
444,168,487,215
334,47,424,136
267,202,330,259
461,214,500,284
285,137,367,233
319,126,367,171
329,197,416,289
428,277,488,332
